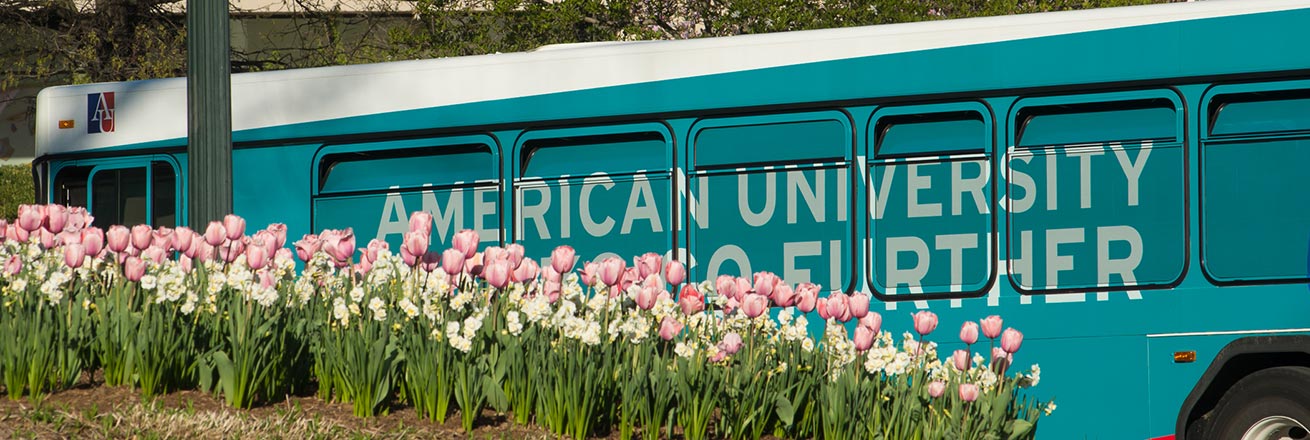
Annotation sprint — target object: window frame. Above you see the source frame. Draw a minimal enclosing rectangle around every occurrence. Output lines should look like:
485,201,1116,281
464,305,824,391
865,101,997,301
1198,79,1310,285
1004,89,1189,295
47,155,184,228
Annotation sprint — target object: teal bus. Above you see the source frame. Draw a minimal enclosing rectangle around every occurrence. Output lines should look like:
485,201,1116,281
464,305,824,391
30,1,1310,437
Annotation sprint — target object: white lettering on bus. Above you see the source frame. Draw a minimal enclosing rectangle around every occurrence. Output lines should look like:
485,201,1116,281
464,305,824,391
1112,142,1151,206
1075,147,1104,209
520,186,551,239
787,170,825,224
580,173,615,237
952,161,989,215
425,188,465,244
738,173,776,227
907,163,942,218
621,179,662,234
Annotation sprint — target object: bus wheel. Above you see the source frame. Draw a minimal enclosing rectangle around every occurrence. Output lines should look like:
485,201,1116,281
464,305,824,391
1209,366,1310,440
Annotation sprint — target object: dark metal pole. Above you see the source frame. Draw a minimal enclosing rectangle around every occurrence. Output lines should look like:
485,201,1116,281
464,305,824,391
186,0,232,227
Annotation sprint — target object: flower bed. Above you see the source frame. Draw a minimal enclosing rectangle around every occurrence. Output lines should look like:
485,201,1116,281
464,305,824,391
0,204,1052,439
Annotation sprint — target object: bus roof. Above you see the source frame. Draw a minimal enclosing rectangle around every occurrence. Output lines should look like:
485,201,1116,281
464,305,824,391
34,0,1310,157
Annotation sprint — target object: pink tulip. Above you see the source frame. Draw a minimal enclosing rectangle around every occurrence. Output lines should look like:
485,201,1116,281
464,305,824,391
355,259,373,276
719,332,744,355
959,383,980,402
854,325,875,352
103,225,129,253
39,228,56,249
483,259,511,289
912,311,939,336
753,271,780,298
45,204,67,234
465,252,484,277
635,252,662,279
16,205,44,232
512,259,540,283
642,273,663,289
408,211,433,237
6,224,28,243
258,270,277,289
635,286,659,310
452,229,479,259
848,293,870,319
980,315,1003,340
543,265,561,282
223,214,246,241
770,283,795,307
715,275,738,300
953,349,970,371
127,226,151,251
794,283,819,313
338,229,357,263
4,255,20,276
598,257,625,287
928,381,946,398
664,260,686,286
826,293,851,323
741,293,769,318
275,247,292,263
441,248,465,276
152,227,174,250
204,222,226,246
195,242,214,261
816,298,831,320
265,223,287,249
63,243,86,269
580,262,598,286
658,316,683,341
365,238,388,264
679,284,704,315
859,312,882,335
550,245,576,275
420,251,441,273
294,234,320,262
992,347,1012,363
544,280,562,303
960,321,980,345
246,242,269,271
1001,328,1024,354
401,232,428,266
124,256,146,282
618,267,640,292
81,227,104,256
483,246,507,264
172,227,195,255
57,230,82,246
66,207,92,232
505,243,525,270
179,255,193,273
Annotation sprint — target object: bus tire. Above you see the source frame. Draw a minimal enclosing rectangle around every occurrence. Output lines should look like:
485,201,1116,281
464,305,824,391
1207,366,1310,440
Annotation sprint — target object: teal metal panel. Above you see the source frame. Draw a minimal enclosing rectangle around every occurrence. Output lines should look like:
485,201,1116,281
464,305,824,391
695,118,847,167
232,145,316,243
1210,97,1310,136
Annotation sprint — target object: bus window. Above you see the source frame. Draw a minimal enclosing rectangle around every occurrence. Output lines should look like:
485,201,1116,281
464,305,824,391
869,108,992,299
53,165,92,208
152,162,176,228
51,160,177,229
92,167,148,229
311,135,501,251
1007,95,1185,293
515,127,673,265
318,143,494,194
688,111,853,293
1201,88,1310,283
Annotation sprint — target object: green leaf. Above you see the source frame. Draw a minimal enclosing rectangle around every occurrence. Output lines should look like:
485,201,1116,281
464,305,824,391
1007,420,1035,440
483,375,508,412
211,351,236,403
775,395,795,426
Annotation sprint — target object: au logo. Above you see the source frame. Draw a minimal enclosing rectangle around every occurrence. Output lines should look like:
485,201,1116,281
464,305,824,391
87,92,115,134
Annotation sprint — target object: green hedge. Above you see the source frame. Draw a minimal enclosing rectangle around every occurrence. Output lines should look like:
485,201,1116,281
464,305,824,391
0,164,35,221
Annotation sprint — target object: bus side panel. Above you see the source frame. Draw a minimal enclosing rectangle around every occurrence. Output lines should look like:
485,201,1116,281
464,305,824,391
233,145,316,242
